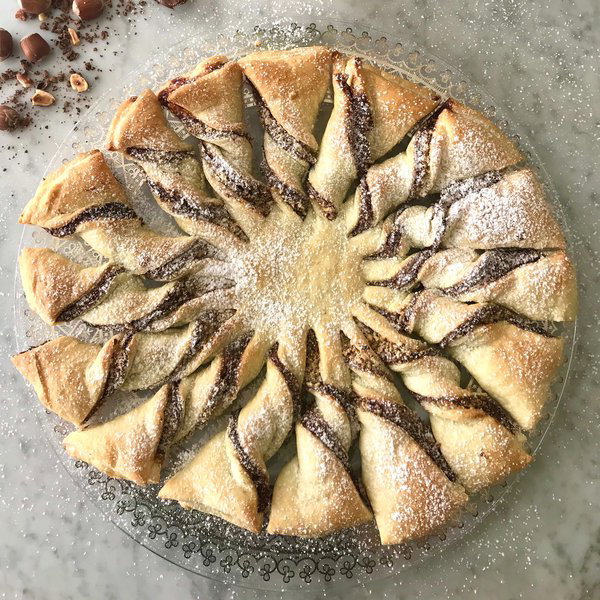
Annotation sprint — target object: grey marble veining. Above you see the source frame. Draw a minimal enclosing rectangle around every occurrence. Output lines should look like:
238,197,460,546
0,0,599,598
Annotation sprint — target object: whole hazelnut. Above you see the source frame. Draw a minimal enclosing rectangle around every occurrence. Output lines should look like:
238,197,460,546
18,0,52,15
0,105,20,131
72,0,104,20
20,33,51,63
0,29,13,61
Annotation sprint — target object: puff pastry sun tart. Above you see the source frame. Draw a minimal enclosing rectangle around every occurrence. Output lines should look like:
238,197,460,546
12,46,577,545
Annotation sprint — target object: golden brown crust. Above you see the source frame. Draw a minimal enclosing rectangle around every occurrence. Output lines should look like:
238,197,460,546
19,247,117,325
425,100,523,193
358,408,467,544
239,46,332,151
159,432,261,532
64,385,168,485
308,54,439,213
163,57,246,135
19,150,133,231
12,338,101,425
267,425,372,537
107,89,190,153
429,415,532,491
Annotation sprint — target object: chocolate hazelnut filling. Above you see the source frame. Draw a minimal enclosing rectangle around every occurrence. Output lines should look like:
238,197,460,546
374,169,504,289
441,248,542,296
366,295,423,335
377,249,435,290
301,407,349,466
155,309,237,387
438,303,553,348
57,264,124,322
260,155,310,219
193,330,254,430
144,238,218,281
146,179,248,241
126,146,245,235
224,343,302,514
348,178,375,237
341,333,391,380
355,319,440,365
111,280,194,332
268,343,302,424
358,396,457,482
337,61,374,179
301,405,370,507
157,381,185,455
409,98,452,197
306,180,338,220
412,391,518,435
82,332,135,425
440,168,503,203
199,143,273,217
364,207,410,260
126,147,193,165
167,103,248,143
307,60,374,223
227,409,271,513
44,202,138,238
248,81,317,165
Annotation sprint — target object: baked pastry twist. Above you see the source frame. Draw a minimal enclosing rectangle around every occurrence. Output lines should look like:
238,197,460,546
240,46,332,218
13,47,577,545
348,309,532,494
159,340,301,532
307,53,439,218
267,329,372,537
18,150,218,280
159,56,273,232
18,246,234,331
347,99,524,235
12,310,242,425
342,330,469,543
107,89,245,243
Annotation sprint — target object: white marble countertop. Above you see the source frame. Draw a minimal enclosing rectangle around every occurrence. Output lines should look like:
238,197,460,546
1,1,599,598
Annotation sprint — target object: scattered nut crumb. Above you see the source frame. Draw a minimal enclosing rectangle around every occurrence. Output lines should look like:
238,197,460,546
16,73,34,89
69,72,88,92
31,89,55,106
68,28,80,46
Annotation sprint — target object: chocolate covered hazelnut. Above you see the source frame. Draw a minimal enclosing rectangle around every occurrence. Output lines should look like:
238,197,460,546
19,0,52,15
0,29,12,61
0,105,20,131
72,0,104,20
20,33,50,63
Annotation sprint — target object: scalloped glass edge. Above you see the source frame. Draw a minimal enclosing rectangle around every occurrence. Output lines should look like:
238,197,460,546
11,19,578,591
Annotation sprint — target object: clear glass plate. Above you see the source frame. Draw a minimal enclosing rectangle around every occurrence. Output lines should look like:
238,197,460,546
12,20,577,591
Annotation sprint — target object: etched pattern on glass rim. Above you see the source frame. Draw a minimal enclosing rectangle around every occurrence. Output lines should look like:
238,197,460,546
12,21,577,590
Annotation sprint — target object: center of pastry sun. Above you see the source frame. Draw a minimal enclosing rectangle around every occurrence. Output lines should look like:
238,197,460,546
225,208,365,338
13,46,576,546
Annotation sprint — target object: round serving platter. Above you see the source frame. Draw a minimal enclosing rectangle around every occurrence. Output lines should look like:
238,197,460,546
13,20,577,590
